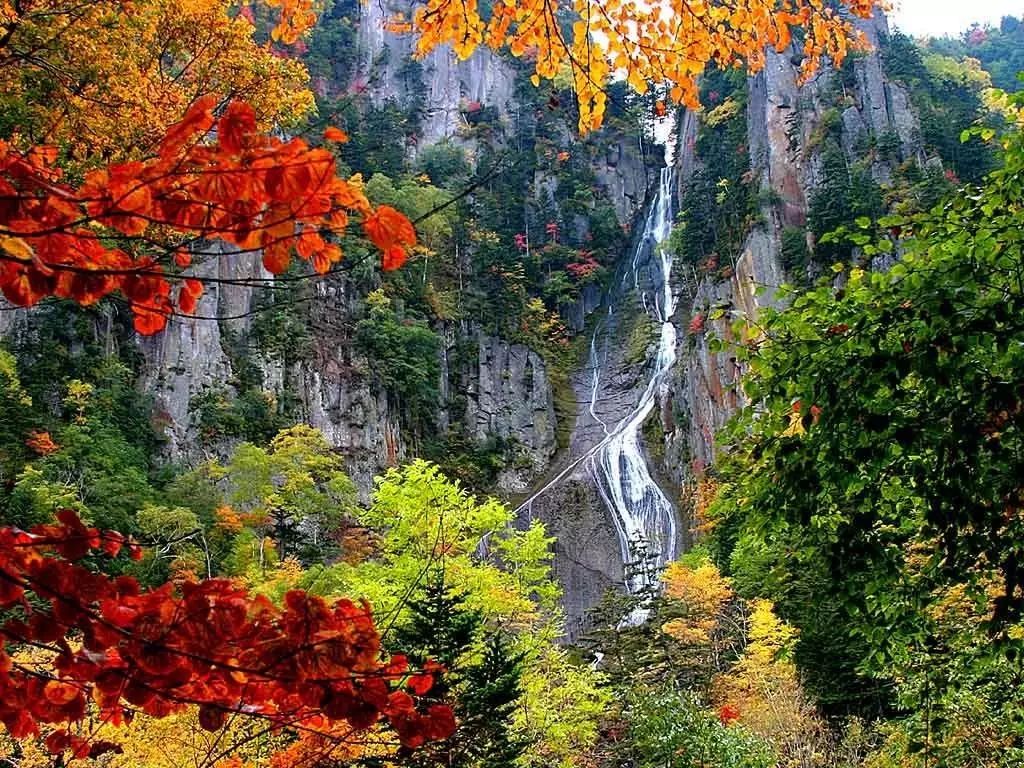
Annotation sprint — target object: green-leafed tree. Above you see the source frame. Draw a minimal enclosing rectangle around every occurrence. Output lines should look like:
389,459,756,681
0,349,34,493
707,120,1024,762
251,460,610,768
355,290,442,432
625,688,773,768
213,424,358,565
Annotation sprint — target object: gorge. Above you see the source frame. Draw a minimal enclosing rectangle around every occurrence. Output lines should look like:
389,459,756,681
0,4,989,629
3,1,1023,764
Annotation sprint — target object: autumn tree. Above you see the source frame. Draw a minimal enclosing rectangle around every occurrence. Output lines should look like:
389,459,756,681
707,119,1024,760
625,687,774,768
0,96,417,332
0,511,456,763
0,0,313,155
0,0,416,333
400,0,881,132
211,425,359,564
236,460,611,768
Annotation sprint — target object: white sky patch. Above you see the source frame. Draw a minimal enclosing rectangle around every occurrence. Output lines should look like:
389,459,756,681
888,0,1023,38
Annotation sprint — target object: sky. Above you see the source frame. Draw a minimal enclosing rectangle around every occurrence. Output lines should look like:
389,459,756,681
889,0,1023,38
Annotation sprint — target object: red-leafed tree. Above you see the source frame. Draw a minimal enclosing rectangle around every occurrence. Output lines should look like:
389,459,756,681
0,511,455,761
0,96,416,335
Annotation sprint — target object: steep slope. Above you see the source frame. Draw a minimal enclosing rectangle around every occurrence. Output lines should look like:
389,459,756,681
104,0,658,498
519,8,998,632
0,6,997,635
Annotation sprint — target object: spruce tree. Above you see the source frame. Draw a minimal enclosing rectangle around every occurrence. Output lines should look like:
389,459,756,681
394,571,528,768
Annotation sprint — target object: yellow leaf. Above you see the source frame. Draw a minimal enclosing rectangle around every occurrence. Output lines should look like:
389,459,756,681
781,410,805,437
0,235,34,262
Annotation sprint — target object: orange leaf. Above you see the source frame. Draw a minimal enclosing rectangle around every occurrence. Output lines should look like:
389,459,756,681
382,245,407,271
178,278,204,315
324,126,349,143
363,205,416,252
218,101,257,156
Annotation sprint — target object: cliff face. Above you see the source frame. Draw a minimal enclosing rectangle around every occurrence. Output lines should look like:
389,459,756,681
124,0,651,498
355,0,516,147
525,8,941,630
0,7,947,629
670,10,923,477
131,246,400,496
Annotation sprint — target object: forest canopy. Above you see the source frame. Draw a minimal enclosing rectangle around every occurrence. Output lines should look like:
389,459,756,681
2,0,1023,767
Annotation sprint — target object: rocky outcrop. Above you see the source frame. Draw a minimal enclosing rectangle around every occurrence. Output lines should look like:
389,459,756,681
356,0,517,148
669,7,925,476
136,246,257,465
595,135,654,226
464,333,558,493
136,246,405,497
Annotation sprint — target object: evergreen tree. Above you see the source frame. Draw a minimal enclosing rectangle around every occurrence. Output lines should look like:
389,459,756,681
394,571,528,768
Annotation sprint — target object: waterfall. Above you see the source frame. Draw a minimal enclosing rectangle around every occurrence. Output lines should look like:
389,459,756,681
515,166,679,616
588,166,678,613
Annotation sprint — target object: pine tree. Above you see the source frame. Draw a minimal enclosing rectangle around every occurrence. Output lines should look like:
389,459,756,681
394,571,528,768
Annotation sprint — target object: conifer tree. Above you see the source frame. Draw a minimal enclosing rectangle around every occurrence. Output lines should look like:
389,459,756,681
395,571,527,768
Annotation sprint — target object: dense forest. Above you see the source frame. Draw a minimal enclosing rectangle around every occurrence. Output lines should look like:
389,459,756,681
0,1,1023,767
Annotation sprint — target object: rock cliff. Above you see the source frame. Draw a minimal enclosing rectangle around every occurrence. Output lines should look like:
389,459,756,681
1,6,960,634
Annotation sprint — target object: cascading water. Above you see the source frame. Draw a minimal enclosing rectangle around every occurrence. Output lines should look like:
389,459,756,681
588,166,678,601
516,166,679,616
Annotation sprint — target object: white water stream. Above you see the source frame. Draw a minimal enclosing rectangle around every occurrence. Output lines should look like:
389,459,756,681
516,166,679,613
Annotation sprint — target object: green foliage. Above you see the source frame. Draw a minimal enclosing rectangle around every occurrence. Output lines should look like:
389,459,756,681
925,16,1024,93
7,302,157,459
882,31,996,182
779,227,811,283
0,348,33,488
808,140,884,261
365,173,459,250
345,459,559,618
708,123,1024,752
301,0,359,89
132,504,206,584
395,573,528,768
355,289,441,429
212,425,357,563
626,688,773,768
338,100,418,178
416,141,472,190
286,460,608,768
6,372,156,534
622,307,658,366
421,434,515,495
512,643,611,768
191,386,289,446
885,160,957,217
671,68,754,270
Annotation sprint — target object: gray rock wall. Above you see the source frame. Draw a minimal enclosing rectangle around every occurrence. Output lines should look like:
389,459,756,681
463,333,558,492
1,5,939,635
356,0,517,148
669,7,924,478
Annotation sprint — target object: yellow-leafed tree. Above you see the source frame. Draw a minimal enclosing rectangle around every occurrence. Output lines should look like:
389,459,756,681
0,0,313,157
399,0,881,132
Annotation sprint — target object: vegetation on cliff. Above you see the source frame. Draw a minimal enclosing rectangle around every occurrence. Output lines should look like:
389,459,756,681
1,0,1023,766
